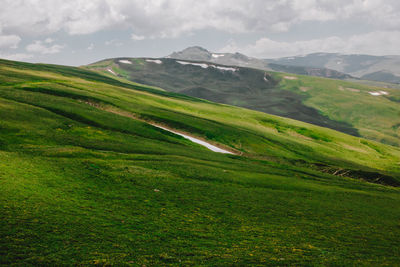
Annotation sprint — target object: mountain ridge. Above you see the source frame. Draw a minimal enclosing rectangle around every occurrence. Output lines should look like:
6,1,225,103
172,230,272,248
168,46,400,84
267,52,400,84
167,46,353,80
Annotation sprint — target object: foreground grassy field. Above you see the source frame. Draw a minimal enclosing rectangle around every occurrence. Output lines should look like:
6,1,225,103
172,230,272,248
1,59,400,265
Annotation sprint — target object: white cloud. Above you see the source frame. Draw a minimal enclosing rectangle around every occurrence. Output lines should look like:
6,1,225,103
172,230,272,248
0,0,125,35
26,40,64,54
1,0,400,64
105,39,123,46
220,31,400,58
0,0,399,38
0,34,21,49
44,38,54,43
0,27,21,49
131,34,145,41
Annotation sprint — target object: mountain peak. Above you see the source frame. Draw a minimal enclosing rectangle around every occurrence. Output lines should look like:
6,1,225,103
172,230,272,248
183,46,210,52
167,46,270,71
168,46,212,61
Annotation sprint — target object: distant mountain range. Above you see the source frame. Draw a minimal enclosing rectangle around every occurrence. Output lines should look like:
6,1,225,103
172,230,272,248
168,46,400,84
268,53,400,84
168,46,352,80
168,46,269,71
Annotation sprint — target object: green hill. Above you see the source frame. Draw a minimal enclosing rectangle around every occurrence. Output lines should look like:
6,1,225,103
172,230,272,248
1,58,400,265
87,57,400,147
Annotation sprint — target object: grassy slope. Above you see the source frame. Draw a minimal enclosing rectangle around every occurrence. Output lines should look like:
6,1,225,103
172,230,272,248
279,73,400,146
88,58,400,147
1,59,400,265
87,58,361,138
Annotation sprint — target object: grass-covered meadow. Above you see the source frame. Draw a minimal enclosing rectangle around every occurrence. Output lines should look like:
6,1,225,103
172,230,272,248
89,57,400,148
1,59,400,265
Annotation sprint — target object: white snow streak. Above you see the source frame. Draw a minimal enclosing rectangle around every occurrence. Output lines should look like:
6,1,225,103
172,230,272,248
146,59,163,64
176,60,237,72
153,125,233,154
119,59,132,64
369,91,389,96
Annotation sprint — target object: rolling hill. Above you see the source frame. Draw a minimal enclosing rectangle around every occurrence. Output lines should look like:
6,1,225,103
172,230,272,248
87,57,400,147
1,58,400,265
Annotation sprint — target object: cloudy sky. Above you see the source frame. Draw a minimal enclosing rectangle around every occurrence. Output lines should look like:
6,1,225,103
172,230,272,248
1,0,399,66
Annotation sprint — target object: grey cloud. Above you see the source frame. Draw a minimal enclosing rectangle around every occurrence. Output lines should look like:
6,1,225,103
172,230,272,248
0,34,21,48
1,0,399,38
26,40,64,54
1,0,400,65
0,0,124,35
221,31,400,58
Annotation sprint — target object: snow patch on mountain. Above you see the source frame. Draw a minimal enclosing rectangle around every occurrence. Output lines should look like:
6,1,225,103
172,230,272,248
368,91,388,96
146,59,162,64
212,54,224,58
214,66,236,71
107,68,116,75
119,60,132,64
176,60,209,68
176,60,237,72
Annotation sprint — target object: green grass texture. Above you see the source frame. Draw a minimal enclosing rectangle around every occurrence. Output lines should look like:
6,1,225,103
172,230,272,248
1,58,400,265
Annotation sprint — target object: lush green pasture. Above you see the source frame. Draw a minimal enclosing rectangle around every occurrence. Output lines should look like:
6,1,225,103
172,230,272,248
278,73,400,147
89,58,400,147
1,59,400,265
